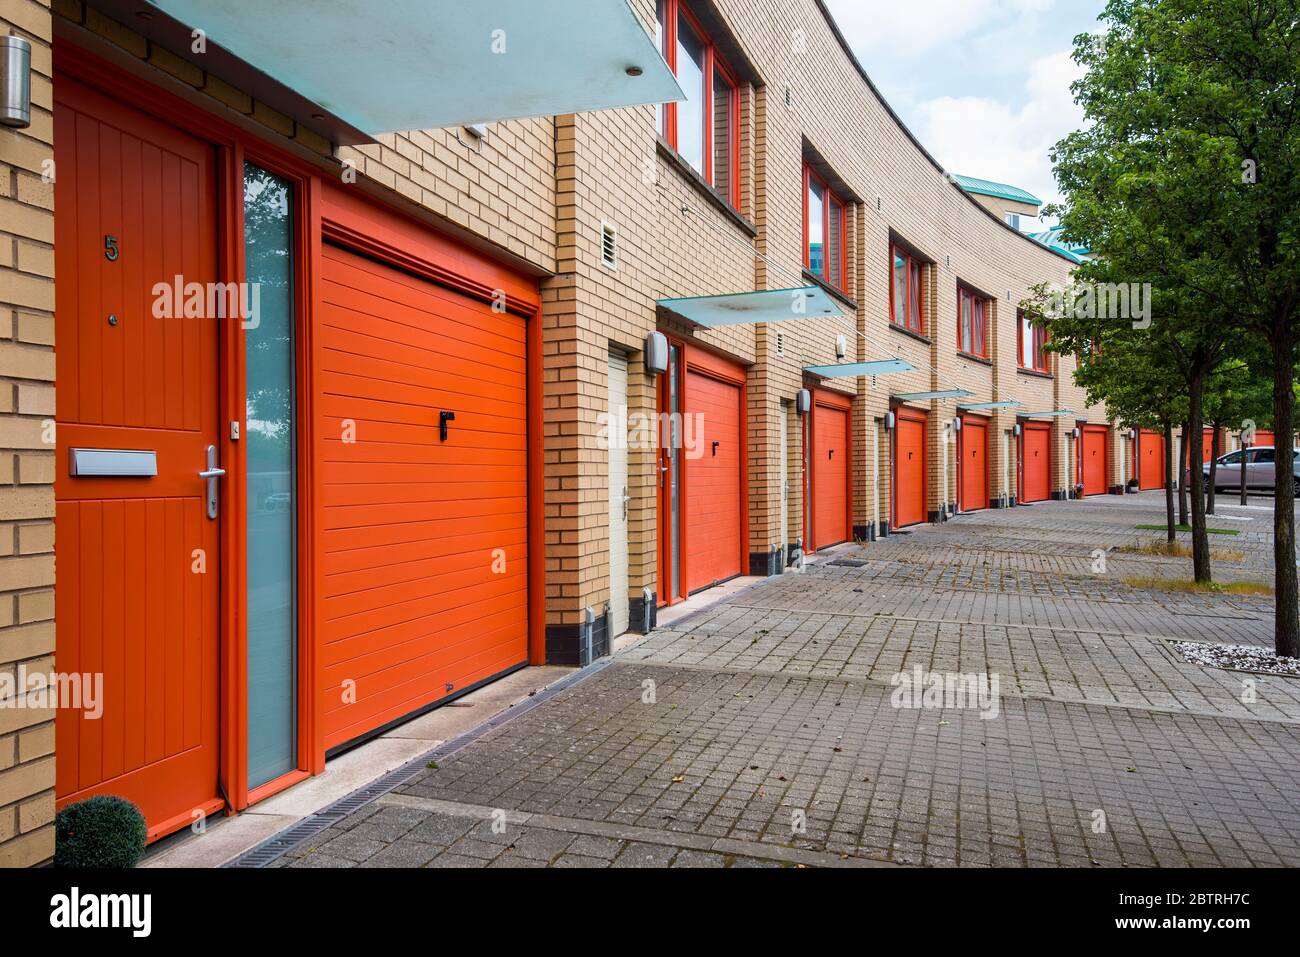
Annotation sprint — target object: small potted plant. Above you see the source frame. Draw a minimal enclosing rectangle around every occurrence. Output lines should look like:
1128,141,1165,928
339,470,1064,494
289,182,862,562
54,795,148,868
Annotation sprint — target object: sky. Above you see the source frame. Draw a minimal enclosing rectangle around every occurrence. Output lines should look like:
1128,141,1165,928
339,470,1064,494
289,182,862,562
822,0,1105,231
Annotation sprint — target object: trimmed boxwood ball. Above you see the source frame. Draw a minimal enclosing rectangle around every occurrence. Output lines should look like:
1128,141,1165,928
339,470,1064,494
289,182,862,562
54,795,147,868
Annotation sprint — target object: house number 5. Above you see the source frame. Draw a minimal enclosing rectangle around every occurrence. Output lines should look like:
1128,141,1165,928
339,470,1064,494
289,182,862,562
104,235,119,261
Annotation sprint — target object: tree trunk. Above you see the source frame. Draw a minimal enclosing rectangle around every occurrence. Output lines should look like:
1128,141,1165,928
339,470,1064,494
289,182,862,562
1188,377,1211,583
1207,421,1219,515
1270,333,1298,658
1178,423,1189,527
1164,420,1177,544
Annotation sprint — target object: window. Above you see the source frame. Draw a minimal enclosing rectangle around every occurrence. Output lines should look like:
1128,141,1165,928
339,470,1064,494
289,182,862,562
891,245,924,334
803,165,847,291
1018,310,1049,373
656,0,739,205
958,286,989,358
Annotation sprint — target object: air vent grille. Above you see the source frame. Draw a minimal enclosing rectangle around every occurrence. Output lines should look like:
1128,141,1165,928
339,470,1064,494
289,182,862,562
600,221,617,269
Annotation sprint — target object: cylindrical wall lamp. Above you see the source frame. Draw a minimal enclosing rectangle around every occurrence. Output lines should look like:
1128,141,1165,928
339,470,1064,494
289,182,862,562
1,35,32,129
795,389,811,415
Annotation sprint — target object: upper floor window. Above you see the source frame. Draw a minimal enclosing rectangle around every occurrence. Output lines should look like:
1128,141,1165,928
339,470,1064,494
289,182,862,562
958,286,989,358
891,245,924,334
804,165,846,291
656,0,739,205
1018,310,1050,373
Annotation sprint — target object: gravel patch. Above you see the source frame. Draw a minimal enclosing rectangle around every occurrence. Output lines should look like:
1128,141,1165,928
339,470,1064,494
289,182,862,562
1174,641,1300,677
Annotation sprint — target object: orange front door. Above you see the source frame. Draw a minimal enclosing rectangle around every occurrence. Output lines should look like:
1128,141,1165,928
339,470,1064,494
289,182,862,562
317,243,530,749
1138,429,1165,490
894,408,927,528
811,399,850,549
1021,423,1051,502
1202,428,1215,465
1082,425,1108,496
54,78,222,838
684,369,743,593
959,415,988,511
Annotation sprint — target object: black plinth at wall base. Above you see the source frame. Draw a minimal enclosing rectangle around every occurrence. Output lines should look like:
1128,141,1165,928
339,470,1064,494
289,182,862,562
628,592,657,634
853,523,876,542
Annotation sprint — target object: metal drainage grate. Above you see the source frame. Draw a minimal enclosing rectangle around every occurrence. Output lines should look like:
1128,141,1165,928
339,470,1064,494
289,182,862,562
225,657,614,868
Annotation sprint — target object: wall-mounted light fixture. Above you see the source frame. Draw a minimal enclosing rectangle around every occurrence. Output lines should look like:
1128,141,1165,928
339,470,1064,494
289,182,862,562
952,417,963,433
644,331,668,375
795,389,811,415
1072,427,1081,439
1,35,32,129
884,411,896,431
834,334,847,359
1012,423,1022,437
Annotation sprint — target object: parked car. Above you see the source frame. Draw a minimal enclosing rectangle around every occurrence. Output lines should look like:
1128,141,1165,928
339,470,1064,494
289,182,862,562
1203,446,1300,494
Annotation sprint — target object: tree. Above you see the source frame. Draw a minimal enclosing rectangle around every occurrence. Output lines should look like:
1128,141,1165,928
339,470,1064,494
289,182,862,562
1029,297,1186,543
1043,0,1300,654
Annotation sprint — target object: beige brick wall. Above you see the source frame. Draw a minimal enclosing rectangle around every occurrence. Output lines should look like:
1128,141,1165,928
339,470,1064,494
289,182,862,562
545,0,1088,628
32,0,1115,754
0,0,56,867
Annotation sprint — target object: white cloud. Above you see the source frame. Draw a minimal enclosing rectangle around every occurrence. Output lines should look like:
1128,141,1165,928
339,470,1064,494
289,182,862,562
823,0,1056,57
912,49,1084,213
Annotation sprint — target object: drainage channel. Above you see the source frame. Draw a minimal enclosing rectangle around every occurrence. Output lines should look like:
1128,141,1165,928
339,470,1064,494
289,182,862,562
225,657,615,868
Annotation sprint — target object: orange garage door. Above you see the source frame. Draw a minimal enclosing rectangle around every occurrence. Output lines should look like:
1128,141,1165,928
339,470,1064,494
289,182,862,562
959,414,989,511
1138,428,1165,490
684,367,743,593
1021,422,1051,503
1082,425,1108,496
318,243,529,750
811,394,851,550
893,407,927,528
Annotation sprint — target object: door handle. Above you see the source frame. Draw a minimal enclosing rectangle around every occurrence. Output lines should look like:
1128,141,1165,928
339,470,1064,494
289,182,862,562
200,444,224,520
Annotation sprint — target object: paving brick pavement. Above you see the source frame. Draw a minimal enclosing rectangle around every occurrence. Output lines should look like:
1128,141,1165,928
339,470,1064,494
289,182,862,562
274,494,1300,868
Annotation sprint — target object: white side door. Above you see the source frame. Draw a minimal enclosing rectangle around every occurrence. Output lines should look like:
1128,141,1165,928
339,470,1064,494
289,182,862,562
779,401,790,564
608,352,630,637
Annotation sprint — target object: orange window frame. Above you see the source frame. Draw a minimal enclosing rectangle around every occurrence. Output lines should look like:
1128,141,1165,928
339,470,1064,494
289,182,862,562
957,286,989,359
1018,310,1050,372
656,0,740,206
890,244,924,335
802,165,848,292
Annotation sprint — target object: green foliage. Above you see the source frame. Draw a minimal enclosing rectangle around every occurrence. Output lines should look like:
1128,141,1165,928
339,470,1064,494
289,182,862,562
54,795,148,868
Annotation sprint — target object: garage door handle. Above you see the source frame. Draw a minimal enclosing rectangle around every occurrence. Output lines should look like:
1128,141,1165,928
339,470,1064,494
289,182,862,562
199,444,224,520
712,441,720,456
